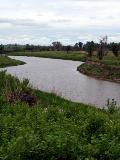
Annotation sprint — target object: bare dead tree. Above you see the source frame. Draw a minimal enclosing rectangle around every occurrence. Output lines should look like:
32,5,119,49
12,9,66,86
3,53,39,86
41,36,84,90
97,36,108,60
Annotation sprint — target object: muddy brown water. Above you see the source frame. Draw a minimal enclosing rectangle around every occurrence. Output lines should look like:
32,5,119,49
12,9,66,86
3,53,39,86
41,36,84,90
1,56,120,108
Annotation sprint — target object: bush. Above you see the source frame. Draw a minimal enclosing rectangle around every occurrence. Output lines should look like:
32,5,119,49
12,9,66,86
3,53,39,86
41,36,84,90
0,71,120,159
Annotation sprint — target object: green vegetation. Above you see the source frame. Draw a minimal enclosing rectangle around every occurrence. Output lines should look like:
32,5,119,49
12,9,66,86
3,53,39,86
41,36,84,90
87,54,120,66
77,54,120,83
100,55,120,66
9,51,87,62
0,56,25,68
78,62,120,83
0,70,120,159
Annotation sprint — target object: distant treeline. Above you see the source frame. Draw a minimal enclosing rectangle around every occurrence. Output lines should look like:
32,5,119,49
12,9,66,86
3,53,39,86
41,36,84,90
0,39,120,59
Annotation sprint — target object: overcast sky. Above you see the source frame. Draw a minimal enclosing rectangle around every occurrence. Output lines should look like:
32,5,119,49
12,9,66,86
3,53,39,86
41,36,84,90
0,0,120,45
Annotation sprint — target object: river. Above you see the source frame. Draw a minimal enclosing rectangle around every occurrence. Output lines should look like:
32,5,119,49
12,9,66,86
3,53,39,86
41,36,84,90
2,56,120,108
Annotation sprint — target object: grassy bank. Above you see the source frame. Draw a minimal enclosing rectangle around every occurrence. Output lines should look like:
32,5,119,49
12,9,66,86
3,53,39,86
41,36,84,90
77,54,120,83
9,51,87,62
78,62,120,83
0,56,25,68
0,71,120,159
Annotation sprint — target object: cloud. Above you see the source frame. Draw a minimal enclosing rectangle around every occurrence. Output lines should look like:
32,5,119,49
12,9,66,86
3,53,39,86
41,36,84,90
0,0,120,44
0,18,49,28
51,19,72,23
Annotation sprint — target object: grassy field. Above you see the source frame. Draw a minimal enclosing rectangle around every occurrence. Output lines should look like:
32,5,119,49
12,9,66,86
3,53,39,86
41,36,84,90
10,51,120,66
0,56,25,68
0,70,120,159
9,51,87,62
10,51,120,65
89,54,120,66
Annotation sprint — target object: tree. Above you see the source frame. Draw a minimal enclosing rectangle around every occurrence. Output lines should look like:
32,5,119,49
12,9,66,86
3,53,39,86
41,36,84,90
78,42,83,50
98,42,103,60
66,45,71,54
74,43,79,51
0,44,4,55
52,42,62,51
110,42,119,57
84,41,95,57
25,44,31,51
97,36,108,60
74,42,83,51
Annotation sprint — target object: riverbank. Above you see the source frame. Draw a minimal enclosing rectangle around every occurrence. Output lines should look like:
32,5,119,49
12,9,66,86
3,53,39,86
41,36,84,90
0,56,25,68
9,51,87,62
77,61,120,83
0,70,120,159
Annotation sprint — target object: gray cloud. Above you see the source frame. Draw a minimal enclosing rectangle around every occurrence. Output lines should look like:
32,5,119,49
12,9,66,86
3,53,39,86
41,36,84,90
0,0,120,44
0,18,49,28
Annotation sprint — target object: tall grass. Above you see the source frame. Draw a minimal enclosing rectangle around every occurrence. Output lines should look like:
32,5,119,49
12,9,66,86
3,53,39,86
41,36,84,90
9,51,87,62
0,71,120,159
10,51,120,65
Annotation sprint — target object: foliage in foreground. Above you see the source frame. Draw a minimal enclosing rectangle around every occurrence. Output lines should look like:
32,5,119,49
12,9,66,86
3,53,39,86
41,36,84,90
0,71,120,159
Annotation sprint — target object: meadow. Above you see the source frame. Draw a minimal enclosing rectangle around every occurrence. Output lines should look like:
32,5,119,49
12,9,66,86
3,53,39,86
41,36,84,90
9,51,120,65
0,56,120,159
9,51,87,62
